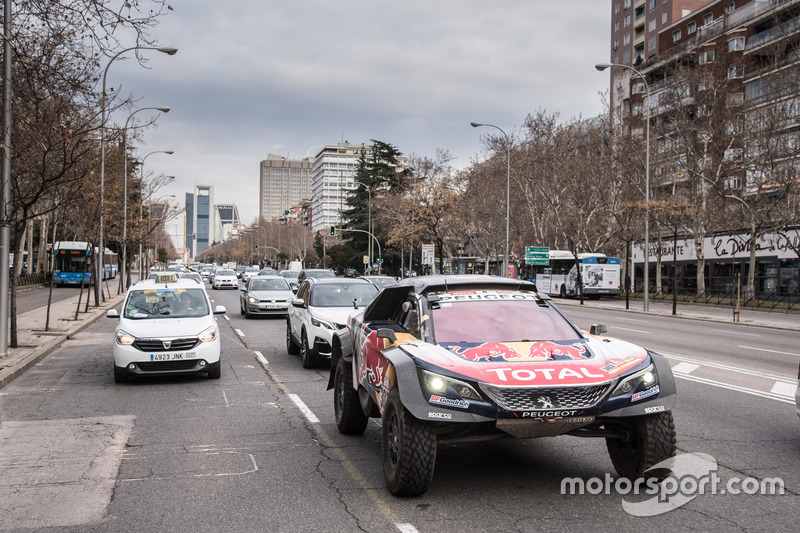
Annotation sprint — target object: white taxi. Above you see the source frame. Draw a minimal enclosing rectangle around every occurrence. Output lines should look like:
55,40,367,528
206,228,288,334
107,273,227,383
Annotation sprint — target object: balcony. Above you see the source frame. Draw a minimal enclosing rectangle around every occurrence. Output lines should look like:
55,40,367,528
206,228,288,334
727,0,798,28
745,14,800,52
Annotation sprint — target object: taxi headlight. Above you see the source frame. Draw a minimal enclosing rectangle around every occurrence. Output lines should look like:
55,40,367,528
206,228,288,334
115,330,136,346
420,369,482,401
611,364,658,397
198,325,217,343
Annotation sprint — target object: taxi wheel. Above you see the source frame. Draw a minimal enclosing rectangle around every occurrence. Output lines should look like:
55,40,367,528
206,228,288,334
606,411,676,480
240,301,245,315
382,388,436,496
334,357,368,434
113,365,127,384
207,362,221,379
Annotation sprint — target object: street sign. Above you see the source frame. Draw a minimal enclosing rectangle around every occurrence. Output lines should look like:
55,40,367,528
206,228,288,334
526,246,549,254
525,258,549,266
525,246,549,263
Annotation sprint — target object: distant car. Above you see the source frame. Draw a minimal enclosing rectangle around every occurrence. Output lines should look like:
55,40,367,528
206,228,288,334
200,266,214,282
286,278,378,368
182,272,204,285
359,275,397,290
259,267,278,276
235,265,247,279
212,269,238,290
297,268,336,283
239,275,294,318
279,270,301,291
241,266,260,283
106,273,227,383
327,274,677,496
343,268,358,278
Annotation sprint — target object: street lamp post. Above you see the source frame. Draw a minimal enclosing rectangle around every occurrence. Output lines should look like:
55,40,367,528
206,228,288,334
121,107,170,291
595,62,650,311
98,45,177,304
470,122,511,278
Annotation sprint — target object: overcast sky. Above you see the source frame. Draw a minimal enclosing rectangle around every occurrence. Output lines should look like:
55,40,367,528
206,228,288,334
111,1,612,245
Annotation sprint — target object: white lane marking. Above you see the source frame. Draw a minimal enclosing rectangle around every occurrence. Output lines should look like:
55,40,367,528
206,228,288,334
738,345,800,358
235,328,245,337
671,362,700,374
611,326,651,334
712,329,761,337
223,315,230,321
661,352,794,383
674,373,795,405
614,317,650,324
254,350,268,365
222,390,230,407
288,394,320,423
396,524,419,533
771,381,797,398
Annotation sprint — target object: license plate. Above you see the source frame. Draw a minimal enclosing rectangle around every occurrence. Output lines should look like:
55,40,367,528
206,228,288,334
151,352,185,361
265,304,281,309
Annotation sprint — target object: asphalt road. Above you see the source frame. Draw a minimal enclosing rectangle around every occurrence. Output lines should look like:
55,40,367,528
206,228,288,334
0,283,798,532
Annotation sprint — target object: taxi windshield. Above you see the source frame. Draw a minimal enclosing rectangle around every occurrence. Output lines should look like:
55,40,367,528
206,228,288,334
430,292,578,343
123,288,209,319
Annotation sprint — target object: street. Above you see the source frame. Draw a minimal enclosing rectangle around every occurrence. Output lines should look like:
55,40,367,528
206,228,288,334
1,285,798,532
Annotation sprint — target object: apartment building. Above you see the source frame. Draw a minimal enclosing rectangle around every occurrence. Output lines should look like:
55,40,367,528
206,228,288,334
310,142,365,233
605,0,800,296
259,154,313,222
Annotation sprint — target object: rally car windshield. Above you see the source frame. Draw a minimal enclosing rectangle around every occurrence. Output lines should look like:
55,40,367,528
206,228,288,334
123,288,210,319
430,295,578,344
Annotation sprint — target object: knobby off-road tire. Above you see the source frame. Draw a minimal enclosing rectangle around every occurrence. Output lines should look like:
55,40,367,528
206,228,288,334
382,389,437,497
606,411,677,479
334,358,368,434
286,319,300,355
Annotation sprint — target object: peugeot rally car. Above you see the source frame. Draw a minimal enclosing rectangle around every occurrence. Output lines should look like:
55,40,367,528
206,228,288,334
328,275,677,496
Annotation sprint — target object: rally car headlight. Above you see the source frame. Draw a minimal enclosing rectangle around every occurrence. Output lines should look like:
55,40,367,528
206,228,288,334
611,364,658,397
115,330,136,346
198,326,217,343
420,369,483,401
311,316,337,330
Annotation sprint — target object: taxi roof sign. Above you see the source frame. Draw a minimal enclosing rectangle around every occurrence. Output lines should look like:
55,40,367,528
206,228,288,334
154,272,178,283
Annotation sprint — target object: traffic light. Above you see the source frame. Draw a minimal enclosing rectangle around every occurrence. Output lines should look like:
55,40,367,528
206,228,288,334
254,245,258,250
330,226,335,236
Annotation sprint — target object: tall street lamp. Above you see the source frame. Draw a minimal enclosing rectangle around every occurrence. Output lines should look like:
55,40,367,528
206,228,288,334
471,122,511,278
98,45,177,304
595,62,651,311
121,107,170,291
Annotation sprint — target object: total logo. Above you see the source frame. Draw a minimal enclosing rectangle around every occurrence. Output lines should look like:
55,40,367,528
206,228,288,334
486,366,605,383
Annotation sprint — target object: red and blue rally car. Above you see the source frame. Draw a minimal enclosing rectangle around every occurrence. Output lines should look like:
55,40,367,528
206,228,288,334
328,274,677,496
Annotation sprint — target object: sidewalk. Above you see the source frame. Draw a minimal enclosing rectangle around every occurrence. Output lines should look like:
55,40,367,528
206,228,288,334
555,295,800,331
0,290,125,388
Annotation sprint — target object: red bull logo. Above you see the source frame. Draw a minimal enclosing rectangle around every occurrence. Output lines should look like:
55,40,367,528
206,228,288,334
447,341,590,362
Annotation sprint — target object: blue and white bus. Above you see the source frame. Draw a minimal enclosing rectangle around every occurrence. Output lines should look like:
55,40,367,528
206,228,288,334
530,250,621,299
52,241,93,286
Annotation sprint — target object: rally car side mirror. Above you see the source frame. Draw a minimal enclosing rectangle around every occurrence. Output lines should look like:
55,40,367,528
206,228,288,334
590,324,608,335
377,328,397,344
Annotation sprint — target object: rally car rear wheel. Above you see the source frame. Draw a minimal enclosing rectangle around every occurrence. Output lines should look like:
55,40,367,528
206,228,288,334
334,358,368,434
606,411,676,479
382,389,436,496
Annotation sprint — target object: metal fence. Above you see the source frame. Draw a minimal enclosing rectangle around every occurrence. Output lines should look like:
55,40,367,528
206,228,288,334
621,287,800,311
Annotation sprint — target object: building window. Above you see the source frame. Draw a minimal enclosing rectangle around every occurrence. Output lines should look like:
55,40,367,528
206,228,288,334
624,33,631,45
615,3,620,14
662,12,668,24
704,13,713,25
728,93,744,106
725,1,736,14
614,39,619,50
728,65,744,79
623,50,631,63
649,18,656,31
649,37,657,51
625,14,631,27
632,82,646,94
649,0,656,9
699,50,715,64
729,36,745,51
673,29,682,42
688,21,696,34
615,21,620,32
624,0,631,8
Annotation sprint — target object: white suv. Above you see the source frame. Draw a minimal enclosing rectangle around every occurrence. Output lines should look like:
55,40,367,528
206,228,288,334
107,273,227,382
286,278,377,368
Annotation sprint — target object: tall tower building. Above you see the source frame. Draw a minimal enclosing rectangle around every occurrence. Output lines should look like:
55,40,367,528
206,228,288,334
259,154,313,222
213,204,240,244
184,185,213,258
310,143,365,234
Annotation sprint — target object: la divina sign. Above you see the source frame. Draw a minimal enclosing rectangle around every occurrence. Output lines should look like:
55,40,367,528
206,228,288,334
633,230,800,263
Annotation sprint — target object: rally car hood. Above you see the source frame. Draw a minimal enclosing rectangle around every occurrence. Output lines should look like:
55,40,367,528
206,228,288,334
397,336,649,387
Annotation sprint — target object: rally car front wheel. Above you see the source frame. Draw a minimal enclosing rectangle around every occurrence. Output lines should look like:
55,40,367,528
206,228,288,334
334,358,368,434
382,389,437,497
606,411,677,479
